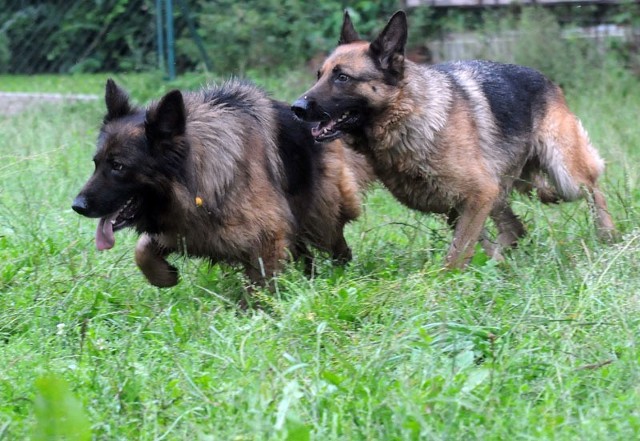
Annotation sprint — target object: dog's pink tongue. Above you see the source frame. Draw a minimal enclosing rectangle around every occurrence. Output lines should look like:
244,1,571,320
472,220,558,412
311,120,336,139
96,214,117,251
311,125,323,138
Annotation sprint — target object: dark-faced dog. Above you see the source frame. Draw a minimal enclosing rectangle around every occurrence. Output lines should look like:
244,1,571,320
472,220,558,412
72,79,373,289
292,10,616,269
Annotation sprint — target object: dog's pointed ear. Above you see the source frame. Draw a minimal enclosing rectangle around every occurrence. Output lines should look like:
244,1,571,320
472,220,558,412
339,10,360,45
105,79,132,121
369,10,407,76
145,90,186,141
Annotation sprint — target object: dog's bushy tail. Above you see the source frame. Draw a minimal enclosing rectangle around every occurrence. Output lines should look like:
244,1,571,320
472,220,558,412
535,114,604,202
532,90,616,239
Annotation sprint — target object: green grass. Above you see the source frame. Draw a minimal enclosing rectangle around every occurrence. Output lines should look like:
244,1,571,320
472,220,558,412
0,69,312,103
1,69,639,441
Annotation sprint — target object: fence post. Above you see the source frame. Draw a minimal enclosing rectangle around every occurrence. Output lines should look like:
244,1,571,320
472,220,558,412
155,0,165,72
165,0,176,81
176,0,213,72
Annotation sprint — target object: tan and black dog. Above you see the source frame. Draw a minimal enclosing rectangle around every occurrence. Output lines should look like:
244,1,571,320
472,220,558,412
292,10,616,269
72,79,373,289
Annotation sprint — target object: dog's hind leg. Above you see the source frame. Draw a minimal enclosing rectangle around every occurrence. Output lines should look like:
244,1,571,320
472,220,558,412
514,172,561,204
445,186,500,269
490,199,526,249
589,186,617,242
448,207,502,262
330,227,353,265
332,239,353,265
292,241,315,276
135,234,179,288
244,232,291,288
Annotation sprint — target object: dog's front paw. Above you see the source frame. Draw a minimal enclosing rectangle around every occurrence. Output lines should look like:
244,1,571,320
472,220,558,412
135,234,179,287
146,263,179,288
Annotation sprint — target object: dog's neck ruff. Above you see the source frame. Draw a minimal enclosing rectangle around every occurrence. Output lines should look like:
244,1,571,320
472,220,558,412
368,62,453,149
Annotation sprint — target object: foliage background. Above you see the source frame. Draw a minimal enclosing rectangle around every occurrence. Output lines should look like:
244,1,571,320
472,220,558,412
0,0,403,74
2,0,640,80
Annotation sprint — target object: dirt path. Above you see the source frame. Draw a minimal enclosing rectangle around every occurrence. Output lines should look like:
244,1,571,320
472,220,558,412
0,92,98,116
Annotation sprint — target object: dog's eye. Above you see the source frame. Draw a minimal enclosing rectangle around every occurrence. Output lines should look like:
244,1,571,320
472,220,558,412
111,161,124,172
336,73,350,83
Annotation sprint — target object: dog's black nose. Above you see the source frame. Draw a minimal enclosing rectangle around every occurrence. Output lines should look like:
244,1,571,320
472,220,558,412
72,195,90,216
291,98,311,120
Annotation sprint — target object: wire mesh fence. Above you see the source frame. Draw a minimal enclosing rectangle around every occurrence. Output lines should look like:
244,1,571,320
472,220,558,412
0,0,205,76
1,0,639,78
0,0,360,77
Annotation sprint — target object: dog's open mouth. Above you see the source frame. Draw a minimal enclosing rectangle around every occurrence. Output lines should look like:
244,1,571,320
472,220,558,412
310,110,360,142
95,197,140,251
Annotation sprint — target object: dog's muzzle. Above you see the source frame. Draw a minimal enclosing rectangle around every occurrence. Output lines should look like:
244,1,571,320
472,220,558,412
72,194,90,217
291,97,316,121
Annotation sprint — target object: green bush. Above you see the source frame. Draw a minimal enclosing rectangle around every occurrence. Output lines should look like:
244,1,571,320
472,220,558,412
0,0,403,75
0,0,157,74
0,0,638,78
510,7,601,89
424,6,632,91
178,0,402,74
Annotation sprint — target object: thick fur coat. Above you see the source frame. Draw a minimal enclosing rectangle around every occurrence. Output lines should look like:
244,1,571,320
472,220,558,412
73,79,373,288
292,11,616,268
